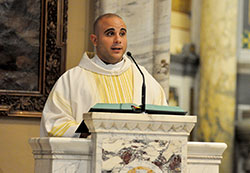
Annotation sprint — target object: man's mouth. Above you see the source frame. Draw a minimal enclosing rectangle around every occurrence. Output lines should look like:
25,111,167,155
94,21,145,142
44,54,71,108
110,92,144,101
111,47,122,51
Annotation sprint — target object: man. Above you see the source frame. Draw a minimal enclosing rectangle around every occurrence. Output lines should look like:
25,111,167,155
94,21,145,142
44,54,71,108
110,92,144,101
40,13,167,137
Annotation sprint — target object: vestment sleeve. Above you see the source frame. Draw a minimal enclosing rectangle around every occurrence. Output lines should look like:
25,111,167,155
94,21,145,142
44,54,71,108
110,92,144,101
159,85,168,105
40,73,80,137
143,67,168,106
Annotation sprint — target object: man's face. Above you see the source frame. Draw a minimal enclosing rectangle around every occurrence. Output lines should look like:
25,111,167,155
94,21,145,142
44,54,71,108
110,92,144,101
90,17,127,64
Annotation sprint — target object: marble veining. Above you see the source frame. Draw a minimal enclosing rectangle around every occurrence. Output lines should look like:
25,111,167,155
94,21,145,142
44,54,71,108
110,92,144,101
101,138,182,172
83,113,195,172
197,0,237,173
29,137,227,173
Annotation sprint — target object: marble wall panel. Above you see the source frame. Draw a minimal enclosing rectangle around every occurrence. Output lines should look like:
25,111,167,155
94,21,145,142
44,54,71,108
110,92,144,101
102,138,182,172
92,134,187,173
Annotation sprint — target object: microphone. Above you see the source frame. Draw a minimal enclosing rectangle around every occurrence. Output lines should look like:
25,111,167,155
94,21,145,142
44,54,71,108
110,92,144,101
126,51,146,112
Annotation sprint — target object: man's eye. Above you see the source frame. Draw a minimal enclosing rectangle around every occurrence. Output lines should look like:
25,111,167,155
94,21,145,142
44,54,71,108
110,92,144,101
106,32,114,36
120,32,126,36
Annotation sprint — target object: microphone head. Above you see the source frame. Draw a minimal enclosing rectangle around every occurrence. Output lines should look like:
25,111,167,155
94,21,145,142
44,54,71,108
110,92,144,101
126,51,132,57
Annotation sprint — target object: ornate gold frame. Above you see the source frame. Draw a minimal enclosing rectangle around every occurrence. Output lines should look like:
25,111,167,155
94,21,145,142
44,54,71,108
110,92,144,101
0,0,68,117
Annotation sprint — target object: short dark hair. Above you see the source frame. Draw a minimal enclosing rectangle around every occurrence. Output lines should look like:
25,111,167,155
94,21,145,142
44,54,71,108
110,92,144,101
93,13,123,34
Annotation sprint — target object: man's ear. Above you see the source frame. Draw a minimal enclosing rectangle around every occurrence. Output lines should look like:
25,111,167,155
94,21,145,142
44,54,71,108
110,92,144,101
90,34,97,47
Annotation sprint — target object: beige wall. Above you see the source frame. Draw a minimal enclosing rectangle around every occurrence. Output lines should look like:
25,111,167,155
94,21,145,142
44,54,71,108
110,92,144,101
0,1,93,173
0,117,40,173
66,0,94,70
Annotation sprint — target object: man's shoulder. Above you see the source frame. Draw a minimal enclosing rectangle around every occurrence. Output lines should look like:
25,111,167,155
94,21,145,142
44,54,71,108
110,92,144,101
63,65,86,75
56,66,89,83
51,66,89,91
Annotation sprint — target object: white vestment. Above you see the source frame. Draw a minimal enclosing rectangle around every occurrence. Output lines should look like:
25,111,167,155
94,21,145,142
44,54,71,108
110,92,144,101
40,52,167,137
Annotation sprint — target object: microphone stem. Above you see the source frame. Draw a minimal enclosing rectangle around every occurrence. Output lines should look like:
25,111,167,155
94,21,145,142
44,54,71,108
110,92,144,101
127,52,146,112
141,83,146,112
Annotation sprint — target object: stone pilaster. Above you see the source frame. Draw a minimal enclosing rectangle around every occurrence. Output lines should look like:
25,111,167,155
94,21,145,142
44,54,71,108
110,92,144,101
196,0,237,173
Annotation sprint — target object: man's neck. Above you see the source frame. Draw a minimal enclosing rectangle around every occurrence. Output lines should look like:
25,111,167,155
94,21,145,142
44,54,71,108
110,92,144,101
100,58,123,65
92,55,125,71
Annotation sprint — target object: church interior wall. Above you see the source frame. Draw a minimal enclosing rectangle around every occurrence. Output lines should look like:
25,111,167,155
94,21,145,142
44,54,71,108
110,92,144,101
66,0,94,70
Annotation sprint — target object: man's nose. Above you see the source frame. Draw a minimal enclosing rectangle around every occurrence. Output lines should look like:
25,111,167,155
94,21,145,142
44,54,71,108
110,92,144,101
114,34,122,43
